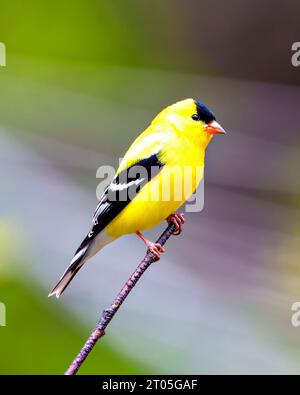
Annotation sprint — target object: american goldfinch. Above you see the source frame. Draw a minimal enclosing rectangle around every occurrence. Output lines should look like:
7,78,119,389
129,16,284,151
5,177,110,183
49,98,225,298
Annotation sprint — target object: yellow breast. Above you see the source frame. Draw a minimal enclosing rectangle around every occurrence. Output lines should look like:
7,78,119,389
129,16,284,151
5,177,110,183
106,130,205,238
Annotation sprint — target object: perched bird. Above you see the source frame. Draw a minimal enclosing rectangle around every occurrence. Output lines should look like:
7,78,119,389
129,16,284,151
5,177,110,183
49,98,225,298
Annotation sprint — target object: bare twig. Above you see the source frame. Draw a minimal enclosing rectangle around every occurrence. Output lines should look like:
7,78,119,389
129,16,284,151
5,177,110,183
65,222,177,375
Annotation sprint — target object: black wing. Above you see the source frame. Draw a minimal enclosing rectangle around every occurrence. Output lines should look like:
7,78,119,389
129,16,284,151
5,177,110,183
75,153,164,253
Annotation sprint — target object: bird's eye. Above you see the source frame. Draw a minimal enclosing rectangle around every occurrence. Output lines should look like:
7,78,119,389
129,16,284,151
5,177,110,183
191,114,200,121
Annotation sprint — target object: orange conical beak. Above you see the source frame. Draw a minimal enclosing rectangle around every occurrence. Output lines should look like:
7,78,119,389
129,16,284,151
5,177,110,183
207,120,226,135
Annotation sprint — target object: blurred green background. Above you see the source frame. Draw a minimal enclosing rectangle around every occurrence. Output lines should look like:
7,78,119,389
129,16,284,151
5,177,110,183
0,0,300,374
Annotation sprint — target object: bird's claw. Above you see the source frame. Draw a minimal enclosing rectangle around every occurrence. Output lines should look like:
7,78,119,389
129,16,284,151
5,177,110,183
136,231,165,261
146,242,165,260
167,213,185,235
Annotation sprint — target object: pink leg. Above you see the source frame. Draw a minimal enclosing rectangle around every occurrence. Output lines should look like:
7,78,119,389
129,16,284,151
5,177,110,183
167,213,185,235
136,231,165,260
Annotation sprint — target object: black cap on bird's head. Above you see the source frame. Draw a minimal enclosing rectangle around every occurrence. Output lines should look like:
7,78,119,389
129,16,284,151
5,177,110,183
195,100,216,124
194,99,226,135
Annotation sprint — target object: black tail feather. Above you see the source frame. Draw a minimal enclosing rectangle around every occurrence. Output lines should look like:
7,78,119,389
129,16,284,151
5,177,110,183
48,246,88,298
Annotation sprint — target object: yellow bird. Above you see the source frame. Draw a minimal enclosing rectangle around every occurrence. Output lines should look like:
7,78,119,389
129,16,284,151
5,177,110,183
49,98,225,298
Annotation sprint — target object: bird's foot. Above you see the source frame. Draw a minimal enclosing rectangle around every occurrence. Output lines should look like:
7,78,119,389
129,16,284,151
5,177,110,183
136,231,165,261
145,241,165,260
167,213,185,235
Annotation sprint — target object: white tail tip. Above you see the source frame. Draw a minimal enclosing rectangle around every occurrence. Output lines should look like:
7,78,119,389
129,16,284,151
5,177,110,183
48,290,61,299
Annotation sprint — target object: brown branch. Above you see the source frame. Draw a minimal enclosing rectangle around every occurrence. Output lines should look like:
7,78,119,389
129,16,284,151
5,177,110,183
65,222,177,375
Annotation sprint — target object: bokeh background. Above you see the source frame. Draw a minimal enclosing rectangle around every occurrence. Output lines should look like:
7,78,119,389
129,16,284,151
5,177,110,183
0,0,300,374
